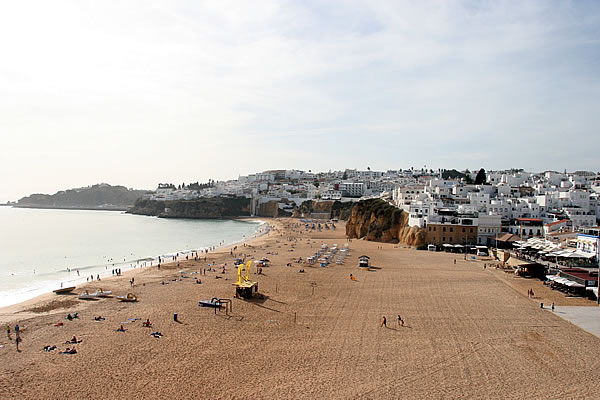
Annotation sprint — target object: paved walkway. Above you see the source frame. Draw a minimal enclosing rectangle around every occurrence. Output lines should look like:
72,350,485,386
553,306,600,338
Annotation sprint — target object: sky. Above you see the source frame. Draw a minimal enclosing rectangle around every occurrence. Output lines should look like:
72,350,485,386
1,0,599,201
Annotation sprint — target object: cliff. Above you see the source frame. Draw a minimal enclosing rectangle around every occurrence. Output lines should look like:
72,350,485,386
128,197,251,218
16,184,149,210
345,199,427,246
292,200,354,220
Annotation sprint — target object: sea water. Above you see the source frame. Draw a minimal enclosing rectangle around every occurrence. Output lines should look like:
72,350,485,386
0,207,263,307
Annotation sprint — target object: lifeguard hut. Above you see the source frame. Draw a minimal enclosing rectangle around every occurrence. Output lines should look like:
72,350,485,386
235,260,258,299
358,255,370,269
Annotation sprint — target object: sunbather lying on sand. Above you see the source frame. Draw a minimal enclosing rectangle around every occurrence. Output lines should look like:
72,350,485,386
65,336,82,344
142,319,152,327
60,348,77,354
42,345,57,352
94,316,105,321
66,313,79,320
150,331,162,338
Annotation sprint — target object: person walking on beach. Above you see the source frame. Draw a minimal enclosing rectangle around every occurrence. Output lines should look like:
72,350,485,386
551,302,555,312
381,316,387,328
397,315,404,327
6,325,11,340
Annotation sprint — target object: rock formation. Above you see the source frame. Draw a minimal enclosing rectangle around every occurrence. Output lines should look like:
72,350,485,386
345,199,427,246
128,197,251,218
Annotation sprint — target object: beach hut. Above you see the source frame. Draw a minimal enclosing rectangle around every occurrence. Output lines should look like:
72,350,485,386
358,255,370,269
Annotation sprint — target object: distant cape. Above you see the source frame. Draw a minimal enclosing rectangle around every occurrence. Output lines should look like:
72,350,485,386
15,184,149,211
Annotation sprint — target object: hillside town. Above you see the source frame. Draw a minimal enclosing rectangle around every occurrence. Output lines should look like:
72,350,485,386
144,167,600,300
146,169,598,234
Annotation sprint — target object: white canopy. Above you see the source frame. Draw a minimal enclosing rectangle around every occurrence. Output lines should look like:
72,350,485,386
564,280,584,288
568,250,596,259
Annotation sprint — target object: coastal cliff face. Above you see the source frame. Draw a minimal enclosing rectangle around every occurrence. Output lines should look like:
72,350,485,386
345,199,426,246
291,200,354,220
128,197,251,218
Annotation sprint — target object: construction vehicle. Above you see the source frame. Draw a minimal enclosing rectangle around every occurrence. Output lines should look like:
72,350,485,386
235,260,258,299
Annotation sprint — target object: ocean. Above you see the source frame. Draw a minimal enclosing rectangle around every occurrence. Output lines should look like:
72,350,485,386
0,207,264,307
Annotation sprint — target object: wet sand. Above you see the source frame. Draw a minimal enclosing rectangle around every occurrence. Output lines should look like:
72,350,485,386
1,218,599,399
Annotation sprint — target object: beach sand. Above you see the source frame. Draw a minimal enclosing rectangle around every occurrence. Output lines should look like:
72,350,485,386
1,218,599,399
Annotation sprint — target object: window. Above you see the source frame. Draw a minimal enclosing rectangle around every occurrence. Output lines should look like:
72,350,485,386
450,227,454,232
442,237,446,241
443,227,446,232
470,228,473,233
462,228,465,232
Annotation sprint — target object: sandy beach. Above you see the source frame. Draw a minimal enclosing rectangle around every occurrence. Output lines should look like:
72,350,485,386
1,218,599,399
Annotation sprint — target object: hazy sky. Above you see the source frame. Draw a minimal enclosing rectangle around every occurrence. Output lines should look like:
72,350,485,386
1,0,599,201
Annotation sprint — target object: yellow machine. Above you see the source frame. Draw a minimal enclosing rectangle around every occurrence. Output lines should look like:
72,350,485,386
235,260,258,298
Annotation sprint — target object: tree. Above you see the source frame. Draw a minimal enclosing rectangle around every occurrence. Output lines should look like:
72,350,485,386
475,168,487,185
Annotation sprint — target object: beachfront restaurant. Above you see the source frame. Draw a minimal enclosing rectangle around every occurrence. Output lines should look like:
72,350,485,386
546,268,598,300
546,249,597,269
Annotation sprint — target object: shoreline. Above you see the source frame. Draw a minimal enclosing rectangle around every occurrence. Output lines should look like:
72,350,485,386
0,218,270,319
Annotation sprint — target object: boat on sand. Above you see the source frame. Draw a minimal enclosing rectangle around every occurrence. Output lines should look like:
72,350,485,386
53,286,76,294
117,293,137,302
78,290,96,300
92,288,112,297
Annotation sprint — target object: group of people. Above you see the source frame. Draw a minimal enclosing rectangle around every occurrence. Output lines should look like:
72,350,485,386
380,315,405,328
6,323,22,351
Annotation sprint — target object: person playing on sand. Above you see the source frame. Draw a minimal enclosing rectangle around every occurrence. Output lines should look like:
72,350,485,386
143,319,152,327
117,325,127,332
381,316,387,327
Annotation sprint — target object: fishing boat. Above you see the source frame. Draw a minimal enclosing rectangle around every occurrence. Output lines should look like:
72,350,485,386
92,288,113,297
78,290,96,300
116,293,137,302
53,286,76,294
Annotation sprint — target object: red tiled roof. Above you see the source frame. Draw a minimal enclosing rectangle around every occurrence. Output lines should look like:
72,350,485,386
516,218,544,222
561,270,598,282
545,219,570,226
